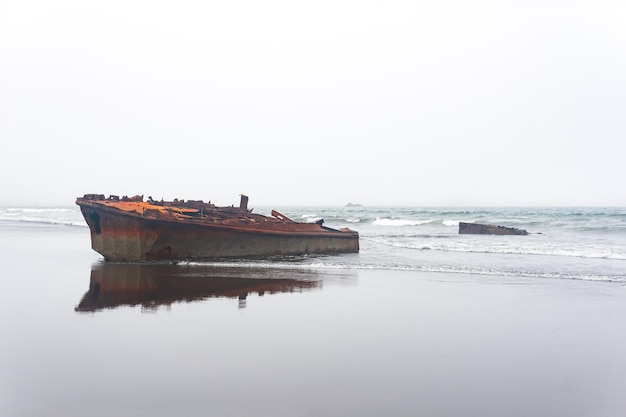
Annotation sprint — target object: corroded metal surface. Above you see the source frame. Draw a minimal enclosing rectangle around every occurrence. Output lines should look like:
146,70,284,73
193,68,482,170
459,222,528,235
76,194,359,261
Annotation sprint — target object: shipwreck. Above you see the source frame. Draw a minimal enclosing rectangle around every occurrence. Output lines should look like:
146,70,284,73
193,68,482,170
76,194,359,262
459,222,528,236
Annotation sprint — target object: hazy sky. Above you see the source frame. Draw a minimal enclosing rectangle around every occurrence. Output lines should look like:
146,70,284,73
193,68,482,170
1,0,625,207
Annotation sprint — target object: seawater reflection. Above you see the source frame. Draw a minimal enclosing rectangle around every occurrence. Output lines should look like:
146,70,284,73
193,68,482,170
76,262,322,312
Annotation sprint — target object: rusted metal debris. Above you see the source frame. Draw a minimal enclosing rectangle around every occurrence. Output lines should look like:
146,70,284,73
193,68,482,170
459,222,528,235
76,194,359,262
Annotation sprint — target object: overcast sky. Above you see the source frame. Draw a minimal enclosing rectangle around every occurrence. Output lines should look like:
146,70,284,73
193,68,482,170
1,0,625,207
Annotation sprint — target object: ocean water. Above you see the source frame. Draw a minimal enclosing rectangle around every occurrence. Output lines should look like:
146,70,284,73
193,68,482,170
1,205,624,282
3,205,626,416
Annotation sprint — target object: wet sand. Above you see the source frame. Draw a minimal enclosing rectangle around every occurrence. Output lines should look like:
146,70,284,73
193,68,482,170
1,222,626,416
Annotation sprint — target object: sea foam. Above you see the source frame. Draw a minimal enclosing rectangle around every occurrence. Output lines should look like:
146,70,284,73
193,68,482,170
0,207,86,227
373,217,432,227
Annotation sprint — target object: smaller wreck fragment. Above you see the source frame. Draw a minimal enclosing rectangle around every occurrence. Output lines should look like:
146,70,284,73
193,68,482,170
459,222,528,236
76,194,359,262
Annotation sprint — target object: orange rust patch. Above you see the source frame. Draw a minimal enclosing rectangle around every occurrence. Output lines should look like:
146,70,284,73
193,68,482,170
99,201,198,215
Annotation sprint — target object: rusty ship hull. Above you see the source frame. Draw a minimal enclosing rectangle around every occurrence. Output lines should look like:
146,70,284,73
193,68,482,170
459,222,528,236
76,194,359,262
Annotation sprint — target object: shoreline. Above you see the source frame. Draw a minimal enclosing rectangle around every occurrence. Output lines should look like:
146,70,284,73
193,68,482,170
2,221,626,416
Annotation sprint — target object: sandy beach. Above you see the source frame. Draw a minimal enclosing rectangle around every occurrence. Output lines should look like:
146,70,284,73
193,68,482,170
2,221,626,417
3,0,626,414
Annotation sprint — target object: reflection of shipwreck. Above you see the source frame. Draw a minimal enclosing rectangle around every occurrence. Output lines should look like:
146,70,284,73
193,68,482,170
75,263,321,312
76,194,359,262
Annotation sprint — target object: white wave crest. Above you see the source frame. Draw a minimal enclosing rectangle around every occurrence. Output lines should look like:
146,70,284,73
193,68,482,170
5,208,75,213
373,217,431,227
299,214,323,223
0,207,85,227
365,236,626,260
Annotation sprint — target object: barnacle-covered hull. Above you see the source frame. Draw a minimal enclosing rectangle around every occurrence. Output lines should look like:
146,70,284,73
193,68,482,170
76,194,359,262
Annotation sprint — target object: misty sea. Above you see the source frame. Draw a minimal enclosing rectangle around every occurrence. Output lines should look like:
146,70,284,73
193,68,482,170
2,205,624,282
2,204,626,417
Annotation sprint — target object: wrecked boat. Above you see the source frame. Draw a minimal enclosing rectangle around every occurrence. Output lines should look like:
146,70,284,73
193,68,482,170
76,194,359,262
459,222,528,236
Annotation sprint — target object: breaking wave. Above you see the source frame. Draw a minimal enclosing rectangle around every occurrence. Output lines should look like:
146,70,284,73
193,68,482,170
442,220,459,227
363,236,626,260
0,207,86,227
373,217,433,226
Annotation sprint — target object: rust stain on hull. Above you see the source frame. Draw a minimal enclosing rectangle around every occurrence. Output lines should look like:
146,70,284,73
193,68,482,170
459,222,529,236
76,194,359,262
